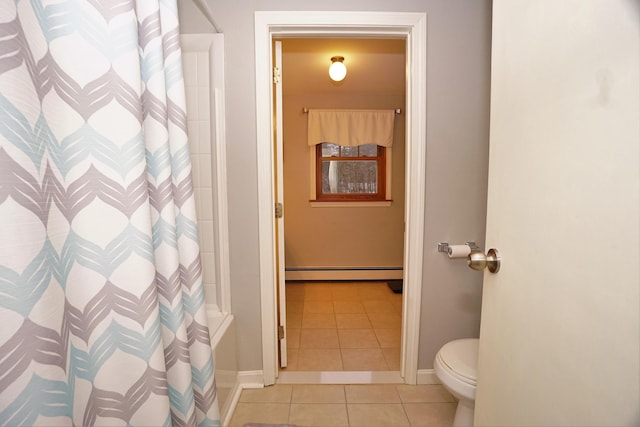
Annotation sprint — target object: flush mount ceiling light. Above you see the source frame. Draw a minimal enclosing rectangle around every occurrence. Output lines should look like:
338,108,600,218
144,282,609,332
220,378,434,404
328,56,347,82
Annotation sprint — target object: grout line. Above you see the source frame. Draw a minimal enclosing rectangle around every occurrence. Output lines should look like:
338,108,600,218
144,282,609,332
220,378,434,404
286,281,402,373
232,385,455,427
286,393,293,426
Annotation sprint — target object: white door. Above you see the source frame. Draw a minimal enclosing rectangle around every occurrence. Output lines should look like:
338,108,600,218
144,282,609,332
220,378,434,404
274,40,288,368
475,1,639,426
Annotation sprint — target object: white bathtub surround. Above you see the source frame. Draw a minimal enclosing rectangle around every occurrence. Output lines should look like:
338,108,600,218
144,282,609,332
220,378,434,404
181,34,231,320
182,33,235,424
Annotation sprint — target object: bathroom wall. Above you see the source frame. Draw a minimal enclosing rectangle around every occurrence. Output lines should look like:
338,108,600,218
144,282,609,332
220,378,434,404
178,0,492,373
282,91,406,275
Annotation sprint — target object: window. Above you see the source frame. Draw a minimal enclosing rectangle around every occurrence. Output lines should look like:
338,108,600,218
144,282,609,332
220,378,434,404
306,109,396,204
314,142,388,202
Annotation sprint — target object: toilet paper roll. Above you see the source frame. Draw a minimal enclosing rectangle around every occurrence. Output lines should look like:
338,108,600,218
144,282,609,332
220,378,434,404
448,244,471,259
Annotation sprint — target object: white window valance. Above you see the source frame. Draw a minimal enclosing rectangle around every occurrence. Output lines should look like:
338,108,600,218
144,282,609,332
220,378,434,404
307,109,396,147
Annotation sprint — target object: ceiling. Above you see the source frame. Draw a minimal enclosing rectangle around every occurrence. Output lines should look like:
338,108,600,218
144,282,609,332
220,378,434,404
279,38,406,95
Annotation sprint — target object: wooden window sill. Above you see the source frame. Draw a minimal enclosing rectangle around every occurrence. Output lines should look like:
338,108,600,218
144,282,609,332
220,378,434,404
309,200,393,208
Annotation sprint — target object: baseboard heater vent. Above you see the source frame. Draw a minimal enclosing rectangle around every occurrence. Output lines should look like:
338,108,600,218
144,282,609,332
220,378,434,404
285,266,403,281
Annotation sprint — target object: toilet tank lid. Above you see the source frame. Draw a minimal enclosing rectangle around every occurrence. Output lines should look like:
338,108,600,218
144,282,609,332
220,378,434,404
439,338,479,380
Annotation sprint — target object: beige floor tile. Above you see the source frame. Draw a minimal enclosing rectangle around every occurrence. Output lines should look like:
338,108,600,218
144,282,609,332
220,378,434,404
287,312,302,328
363,299,401,314
239,384,292,403
390,292,403,306
299,348,343,370
286,283,306,301
327,282,355,292
331,284,362,300
368,312,402,329
333,300,366,314
289,403,349,426
356,281,390,290
282,280,405,373
304,284,334,300
395,385,455,403
347,403,410,426
341,348,389,370
338,329,380,349
402,402,457,427
292,385,346,403
357,285,395,299
302,312,337,329
374,328,401,348
335,313,372,329
382,347,401,370
345,384,401,403
228,402,290,426
287,300,304,314
287,328,301,349
300,328,339,348
304,300,335,314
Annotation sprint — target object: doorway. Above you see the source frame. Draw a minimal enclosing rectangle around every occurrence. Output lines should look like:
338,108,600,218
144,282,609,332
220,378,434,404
276,36,407,380
254,11,427,386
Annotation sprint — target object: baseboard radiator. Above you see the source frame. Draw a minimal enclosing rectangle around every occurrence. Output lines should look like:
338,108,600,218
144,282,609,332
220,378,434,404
285,266,403,281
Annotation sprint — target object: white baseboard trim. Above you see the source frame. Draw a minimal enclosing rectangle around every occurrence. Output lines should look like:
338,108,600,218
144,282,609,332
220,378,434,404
416,369,441,385
285,269,403,281
236,370,266,389
219,380,241,427
221,370,265,427
276,370,404,384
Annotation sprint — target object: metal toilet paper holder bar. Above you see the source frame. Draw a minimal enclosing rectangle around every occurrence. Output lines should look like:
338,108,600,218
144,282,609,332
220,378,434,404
437,242,478,253
437,241,501,274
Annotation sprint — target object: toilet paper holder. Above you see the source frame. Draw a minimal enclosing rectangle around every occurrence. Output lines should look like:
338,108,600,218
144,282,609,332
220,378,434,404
438,242,501,274
437,242,479,253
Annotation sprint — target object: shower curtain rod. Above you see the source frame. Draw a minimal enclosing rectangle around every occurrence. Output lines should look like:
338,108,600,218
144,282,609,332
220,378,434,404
303,107,402,114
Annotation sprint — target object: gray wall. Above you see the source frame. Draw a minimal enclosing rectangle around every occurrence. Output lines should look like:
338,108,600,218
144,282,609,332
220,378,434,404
178,0,492,372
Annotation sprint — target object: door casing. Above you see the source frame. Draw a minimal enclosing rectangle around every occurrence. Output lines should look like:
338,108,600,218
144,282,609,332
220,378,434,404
254,11,427,385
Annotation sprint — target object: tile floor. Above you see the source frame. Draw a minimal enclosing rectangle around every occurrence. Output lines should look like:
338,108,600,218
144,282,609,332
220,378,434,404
283,281,403,371
228,383,456,427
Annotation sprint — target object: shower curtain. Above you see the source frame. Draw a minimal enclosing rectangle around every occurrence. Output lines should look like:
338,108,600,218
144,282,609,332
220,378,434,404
0,1,219,426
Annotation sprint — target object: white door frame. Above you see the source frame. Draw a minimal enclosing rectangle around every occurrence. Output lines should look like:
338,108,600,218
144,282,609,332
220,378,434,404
274,40,287,368
254,11,427,385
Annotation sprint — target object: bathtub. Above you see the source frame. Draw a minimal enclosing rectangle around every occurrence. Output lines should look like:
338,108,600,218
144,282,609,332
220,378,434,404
207,308,238,426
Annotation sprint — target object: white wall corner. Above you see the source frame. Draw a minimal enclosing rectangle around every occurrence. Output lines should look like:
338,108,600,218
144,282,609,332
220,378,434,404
220,370,265,427
236,370,266,389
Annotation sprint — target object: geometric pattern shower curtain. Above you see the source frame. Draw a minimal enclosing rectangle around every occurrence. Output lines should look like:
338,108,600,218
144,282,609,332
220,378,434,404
0,1,219,426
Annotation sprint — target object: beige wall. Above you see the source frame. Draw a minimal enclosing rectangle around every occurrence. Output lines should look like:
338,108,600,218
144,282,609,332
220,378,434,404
178,0,492,373
282,92,405,270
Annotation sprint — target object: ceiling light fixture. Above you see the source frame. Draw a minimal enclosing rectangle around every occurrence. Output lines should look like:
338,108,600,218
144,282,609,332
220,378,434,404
328,56,347,82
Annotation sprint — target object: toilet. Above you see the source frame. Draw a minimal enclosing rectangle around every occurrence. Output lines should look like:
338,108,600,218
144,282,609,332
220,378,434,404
434,338,479,427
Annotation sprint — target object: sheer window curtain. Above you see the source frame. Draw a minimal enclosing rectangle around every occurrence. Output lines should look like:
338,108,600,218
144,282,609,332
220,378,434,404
0,1,219,426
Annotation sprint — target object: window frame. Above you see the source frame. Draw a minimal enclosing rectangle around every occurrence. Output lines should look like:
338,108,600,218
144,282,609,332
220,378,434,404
311,143,392,203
